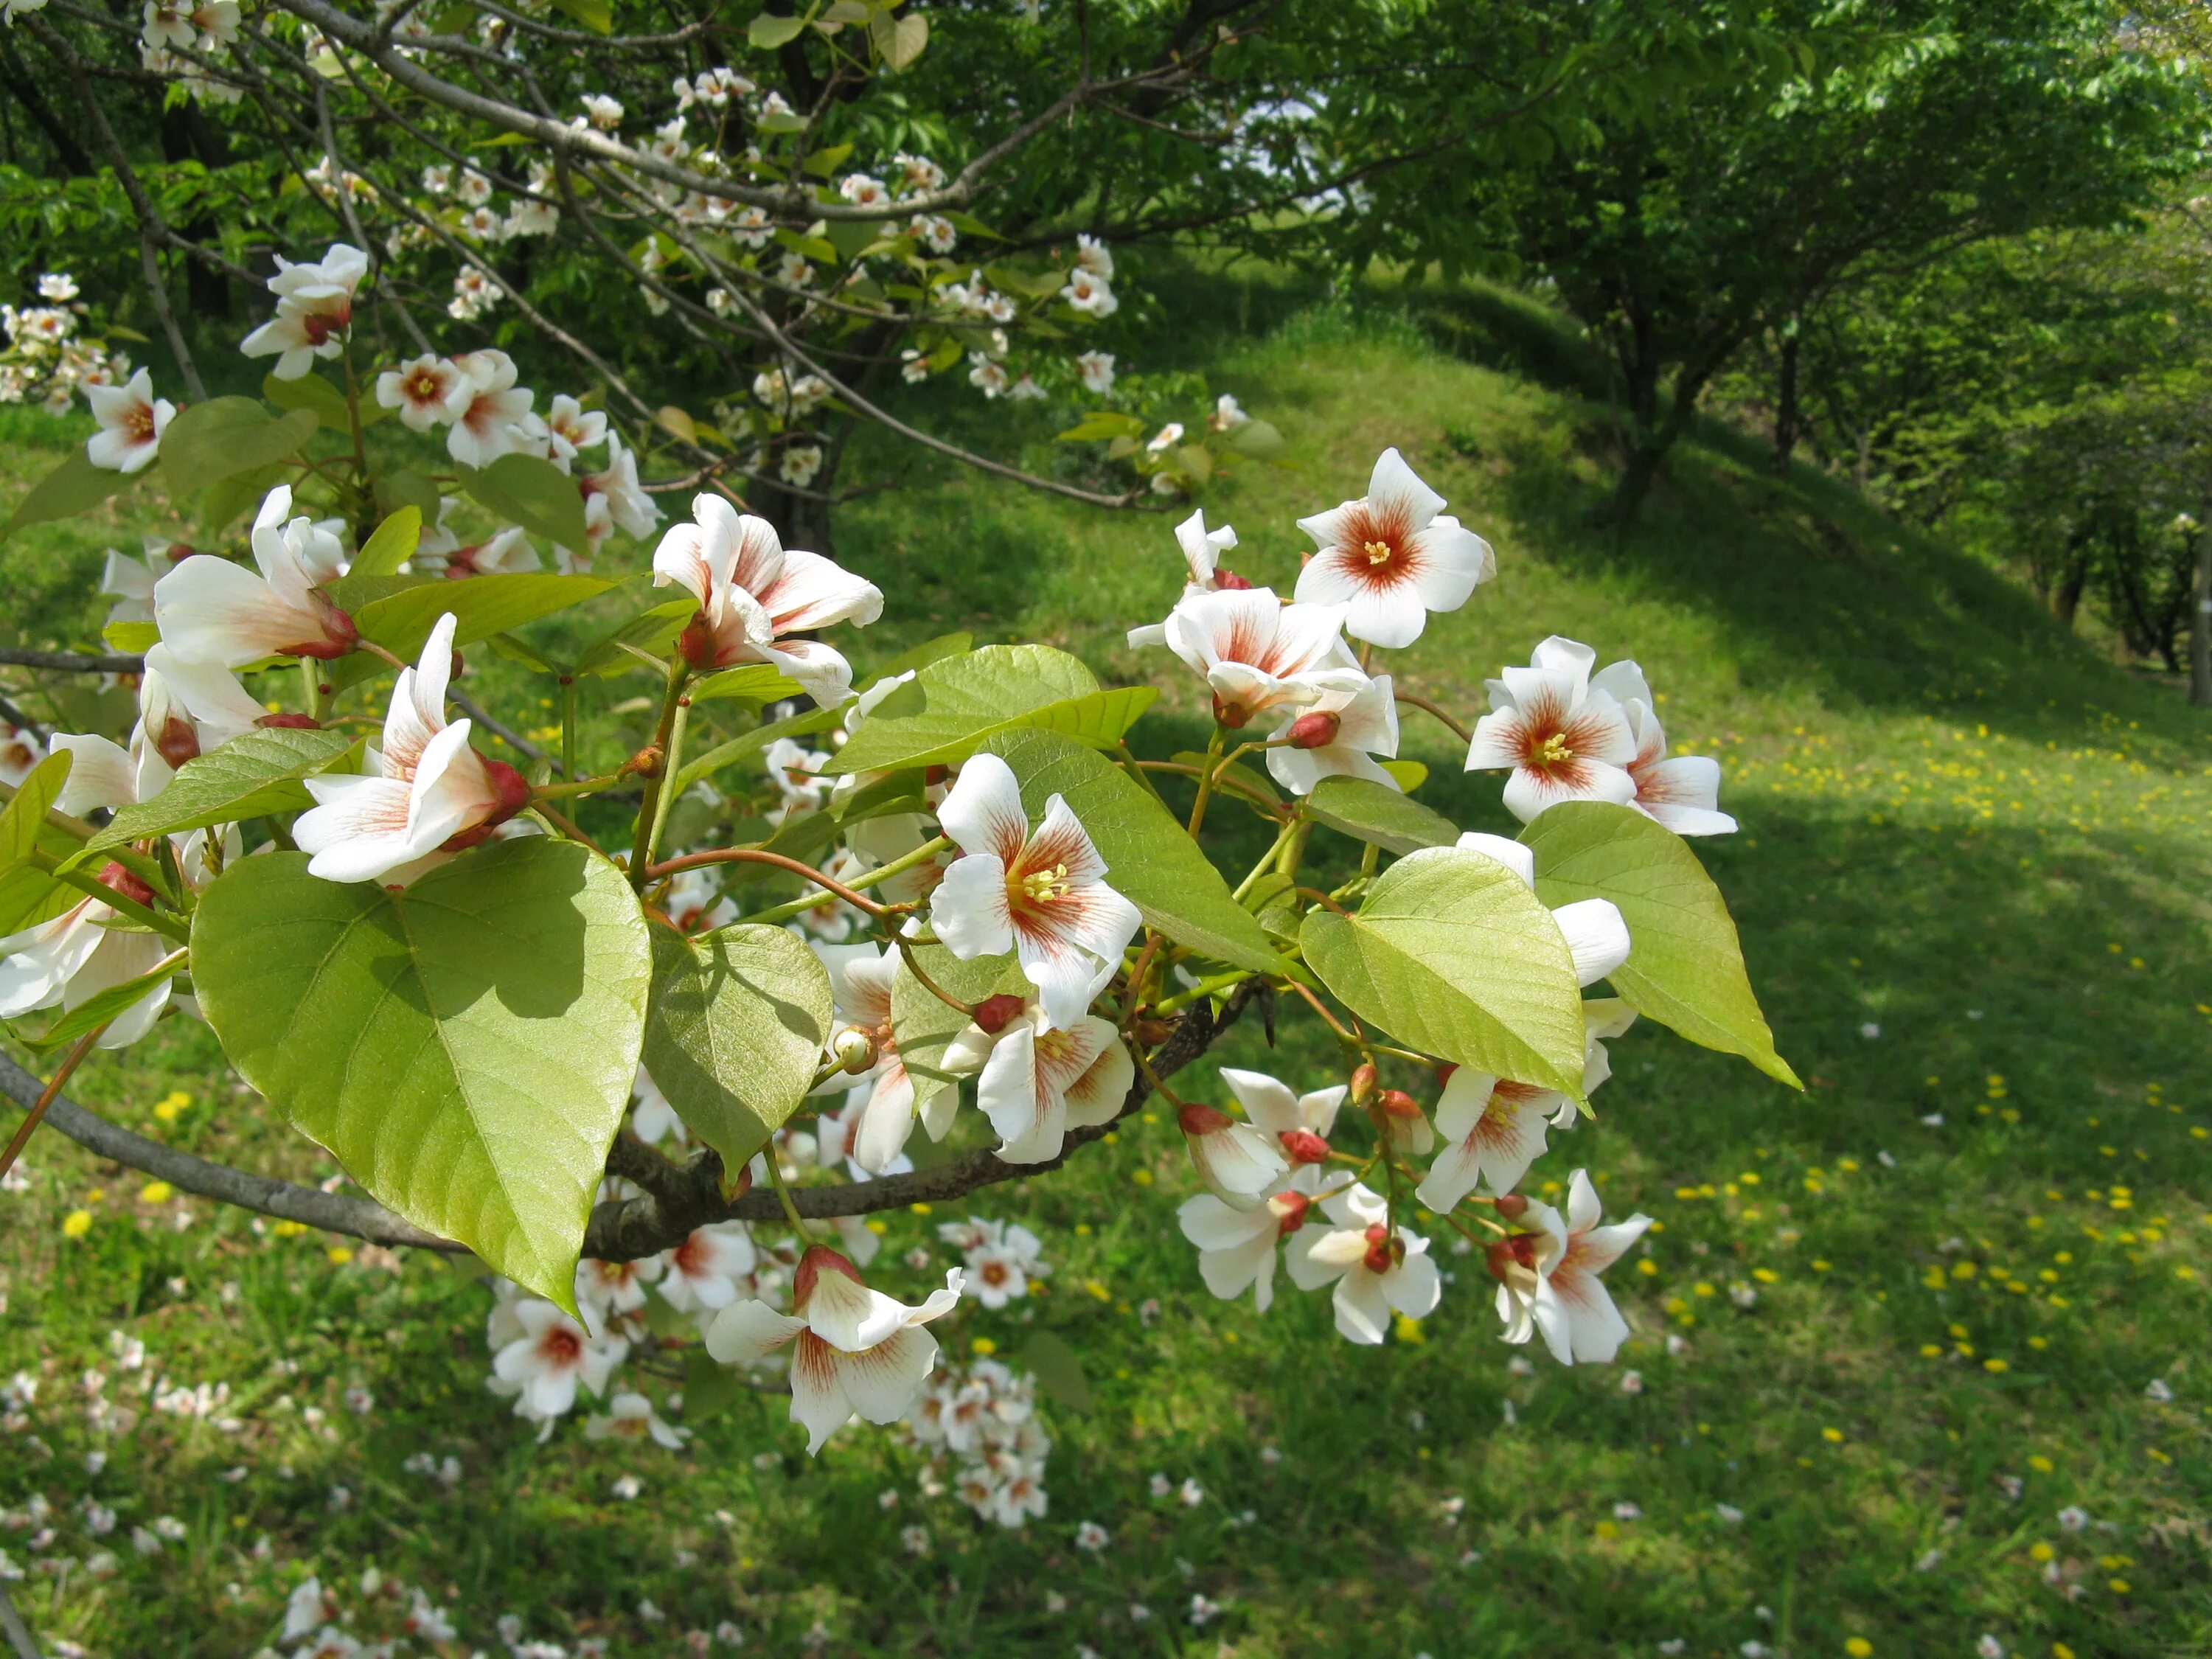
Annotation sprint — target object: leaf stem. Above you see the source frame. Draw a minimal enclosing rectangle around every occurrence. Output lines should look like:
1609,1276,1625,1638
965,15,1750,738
765,1152,815,1239
0,1023,108,1181
648,847,891,917
561,680,578,781
892,932,973,1017
1152,967,1253,1016
1232,814,1303,902
643,693,691,871
1394,689,1472,745
628,658,690,888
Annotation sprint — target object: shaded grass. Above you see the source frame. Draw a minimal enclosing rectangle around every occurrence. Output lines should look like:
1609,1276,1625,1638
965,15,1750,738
1,277,2208,1658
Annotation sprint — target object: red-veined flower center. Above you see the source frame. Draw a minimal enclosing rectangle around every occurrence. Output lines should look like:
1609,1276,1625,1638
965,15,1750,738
1014,861,1073,906
979,1260,1010,1287
1533,731,1574,768
539,1327,582,1366
402,366,445,404
122,401,156,442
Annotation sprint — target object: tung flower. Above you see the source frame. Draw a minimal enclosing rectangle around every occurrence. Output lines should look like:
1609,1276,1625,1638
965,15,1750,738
1464,636,1638,823
1293,448,1495,647
151,485,358,666
83,369,173,473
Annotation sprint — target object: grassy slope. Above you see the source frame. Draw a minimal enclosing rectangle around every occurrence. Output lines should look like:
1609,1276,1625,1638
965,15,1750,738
1,282,2208,1658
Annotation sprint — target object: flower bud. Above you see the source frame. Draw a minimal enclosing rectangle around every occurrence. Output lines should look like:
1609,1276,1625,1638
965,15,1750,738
922,765,950,787
971,992,1025,1034
1268,1189,1312,1234
1360,1221,1394,1274
1377,1088,1422,1119
1278,1129,1331,1165
154,715,201,771
629,743,665,779
1214,569,1253,591
832,1026,878,1074
1283,709,1340,750
1492,1193,1528,1220
97,860,156,908
1434,1062,1458,1088
164,542,195,563
254,712,320,732
678,613,720,671
1348,1062,1378,1106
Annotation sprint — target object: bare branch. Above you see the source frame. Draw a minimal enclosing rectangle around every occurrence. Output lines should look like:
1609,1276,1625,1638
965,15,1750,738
0,647,146,675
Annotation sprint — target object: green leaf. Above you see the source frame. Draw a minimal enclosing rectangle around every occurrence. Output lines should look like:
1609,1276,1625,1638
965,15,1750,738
159,397,319,488
1,751,70,870
830,644,1154,774
572,594,694,678
546,0,611,29
748,9,807,47
682,1348,745,1423
887,9,927,68
1018,1331,1092,1413
102,621,159,655
262,371,384,431
85,728,361,853
461,453,588,553
1520,801,1798,1087
0,751,78,934
691,664,804,705
486,633,566,677
349,506,422,578
643,921,834,1169
1224,418,1285,459
1306,776,1458,855
1299,846,1587,1096
671,706,843,800
3,451,133,542
1054,412,1148,445
191,839,651,1307
355,574,616,661
376,468,442,523
891,943,1024,1124
201,462,288,537
15,955,182,1051
1380,759,1429,793
982,728,1281,974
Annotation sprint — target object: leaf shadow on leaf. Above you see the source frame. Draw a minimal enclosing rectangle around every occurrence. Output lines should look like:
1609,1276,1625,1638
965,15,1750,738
371,849,597,1021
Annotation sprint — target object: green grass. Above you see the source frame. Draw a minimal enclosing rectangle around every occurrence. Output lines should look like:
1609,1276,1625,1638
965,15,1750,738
2,278,2210,1659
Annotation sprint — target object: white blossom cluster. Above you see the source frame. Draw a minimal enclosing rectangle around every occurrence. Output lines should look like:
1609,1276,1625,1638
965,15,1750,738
277,1568,459,1659
0,273,133,412
904,1357,1051,1527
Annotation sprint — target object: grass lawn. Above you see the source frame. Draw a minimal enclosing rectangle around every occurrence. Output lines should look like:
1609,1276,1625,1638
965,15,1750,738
1,279,2208,1659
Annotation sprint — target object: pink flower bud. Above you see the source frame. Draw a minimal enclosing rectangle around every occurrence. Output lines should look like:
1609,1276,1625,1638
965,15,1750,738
972,993,1025,1034
97,861,155,907
1377,1088,1422,1119
1278,1129,1331,1164
1283,709,1340,750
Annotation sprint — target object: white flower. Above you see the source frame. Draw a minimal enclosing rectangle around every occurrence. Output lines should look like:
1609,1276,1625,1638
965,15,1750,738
151,485,357,666
928,753,1141,1029
629,1065,690,1147
373,354,470,433
446,349,536,467
97,537,175,627
1060,268,1117,317
1490,1169,1649,1365
1208,393,1249,432
240,243,368,380
942,997,1132,1164
1178,1167,1346,1311
812,945,934,1171
576,1253,662,1325
968,355,1010,398
83,369,173,473
544,394,607,467
1075,1520,1109,1551
703,1248,963,1454
490,1299,626,1420
779,443,824,488
1264,672,1402,796
1146,421,1184,454
1293,448,1494,647
1076,349,1116,393
656,1223,757,1314
1073,234,1113,279
1177,1102,1290,1211
1138,585,1366,732
585,1391,689,1449
911,213,958,255
581,92,625,128
433,526,541,580
1220,1066,1345,1158
0,806,174,1051
0,727,39,790
1284,1181,1441,1343
1585,659,1736,835
652,494,883,707
2056,1504,2088,1531
36,272,78,302
1417,999,1635,1212
283,1577,338,1641
293,612,531,884
1464,636,1640,823
839,173,890,209
583,434,661,541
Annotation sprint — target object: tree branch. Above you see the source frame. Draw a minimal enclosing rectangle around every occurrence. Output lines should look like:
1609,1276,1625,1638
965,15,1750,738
0,647,146,675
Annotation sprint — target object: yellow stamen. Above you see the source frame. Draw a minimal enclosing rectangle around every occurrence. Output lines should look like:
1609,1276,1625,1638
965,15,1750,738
1017,863,1071,903
1534,732,1574,768
1363,539,1394,565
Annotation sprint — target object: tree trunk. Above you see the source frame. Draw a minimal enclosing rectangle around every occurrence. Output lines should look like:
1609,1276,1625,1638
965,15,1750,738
2053,543,2091,630
2192,518,2212,706
1593,358,1717,528
1770,327,1801,477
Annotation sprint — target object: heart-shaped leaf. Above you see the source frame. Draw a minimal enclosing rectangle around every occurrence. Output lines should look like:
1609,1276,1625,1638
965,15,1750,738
191,839,652,1307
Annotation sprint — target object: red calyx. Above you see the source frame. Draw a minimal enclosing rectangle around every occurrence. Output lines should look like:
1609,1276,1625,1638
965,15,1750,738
255,712,320,731
1177,1102,1232,1138
1361,1222,1394,1273
300,303,352,345
288,602,358,661
1484,1231,1538,1284
972,992,1025,1035
1210,693,1251,730
1278,1129,1331,1165
164,542,195,563
793,1244,861,1305
97,860,156,907
1377,1088,1422,1120
922,765,950,787
437,757,533,853
154,715,201,771
1283,709,1340,751
1434,1062,1458,1088
1272,1190,1312,1235
1493,1193,1529,1219
1214,569,1253,591
678,613,720,671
